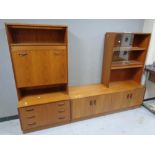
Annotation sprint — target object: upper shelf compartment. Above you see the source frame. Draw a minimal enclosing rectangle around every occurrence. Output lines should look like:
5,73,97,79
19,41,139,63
113,33,151,49
6,24,68,44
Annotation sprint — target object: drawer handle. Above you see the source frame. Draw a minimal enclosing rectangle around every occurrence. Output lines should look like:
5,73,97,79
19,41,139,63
58,116,65,119
130,94,133,99
18,53,28,56
58,103,65,106
27,116,35,119
58,110,65,113
127,94,130,99
54,51,62,55
26,108,34,112
28,122,36,126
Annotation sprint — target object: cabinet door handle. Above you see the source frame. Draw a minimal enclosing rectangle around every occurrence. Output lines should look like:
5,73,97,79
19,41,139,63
94,100,96,105
90,100,93,106
18,53,28,56
130,94,132,99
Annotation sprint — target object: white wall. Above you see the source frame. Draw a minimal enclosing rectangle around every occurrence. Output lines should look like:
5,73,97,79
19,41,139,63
0,19,144,117
143,19,155,99
143,19,155,65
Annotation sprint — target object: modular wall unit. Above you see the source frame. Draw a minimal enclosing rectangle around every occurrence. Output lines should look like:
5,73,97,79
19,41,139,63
6,25,151,133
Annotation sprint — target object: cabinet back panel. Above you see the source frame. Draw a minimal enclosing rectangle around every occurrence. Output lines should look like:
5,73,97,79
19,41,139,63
110,68,142,82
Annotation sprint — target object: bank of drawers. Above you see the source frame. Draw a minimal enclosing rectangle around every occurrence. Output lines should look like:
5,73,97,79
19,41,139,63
18,101,70,131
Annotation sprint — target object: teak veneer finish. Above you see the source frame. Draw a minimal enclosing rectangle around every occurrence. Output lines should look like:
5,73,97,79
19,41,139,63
6,23,70,132
70,80,145,121
6,26,149,133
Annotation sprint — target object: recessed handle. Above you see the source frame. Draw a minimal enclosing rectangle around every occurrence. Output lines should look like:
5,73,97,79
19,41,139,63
27,116,35,119
18,53,28,56
54,51,62,55
26,108,34,112
58,110,65,113
58,103,65,106
28,122,36,126
58,116,65,119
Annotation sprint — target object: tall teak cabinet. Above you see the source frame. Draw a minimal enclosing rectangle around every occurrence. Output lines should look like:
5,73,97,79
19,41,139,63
6,24,70,132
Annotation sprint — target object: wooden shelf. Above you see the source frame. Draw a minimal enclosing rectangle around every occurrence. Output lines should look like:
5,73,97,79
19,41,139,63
111,60,143,70
113,47,145,52
18,91,69,108
11,43,67,46
7,24,67,30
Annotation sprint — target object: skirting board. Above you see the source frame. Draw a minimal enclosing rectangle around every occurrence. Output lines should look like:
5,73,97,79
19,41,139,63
0,115,19,122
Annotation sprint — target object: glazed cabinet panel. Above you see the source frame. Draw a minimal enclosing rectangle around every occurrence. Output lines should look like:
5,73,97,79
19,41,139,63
11,46,67,88
71,97,93,120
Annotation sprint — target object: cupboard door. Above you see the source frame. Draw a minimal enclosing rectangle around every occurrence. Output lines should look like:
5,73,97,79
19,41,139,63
111,91,133,110
93,94,111,115
11,46,67,88
71,97,93,120
130,87,145,106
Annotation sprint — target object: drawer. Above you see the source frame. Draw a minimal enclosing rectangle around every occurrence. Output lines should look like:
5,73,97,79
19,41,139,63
19,105,47,130
18,101,70,131
46,101,70,124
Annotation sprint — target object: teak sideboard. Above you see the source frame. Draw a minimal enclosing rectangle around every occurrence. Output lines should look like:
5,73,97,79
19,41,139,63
5,24,151,133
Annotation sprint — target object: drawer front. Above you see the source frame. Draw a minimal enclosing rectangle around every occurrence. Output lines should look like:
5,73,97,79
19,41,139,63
46,101,70,124
19,105,47,130
19,101,70,131
11,46,67,88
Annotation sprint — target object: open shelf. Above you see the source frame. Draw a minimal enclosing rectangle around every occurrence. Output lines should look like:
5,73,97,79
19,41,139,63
111,60,143,70
7,24,67,44
113,47,145,52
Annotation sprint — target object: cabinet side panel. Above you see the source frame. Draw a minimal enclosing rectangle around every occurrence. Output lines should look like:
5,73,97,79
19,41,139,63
102,33,115,87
